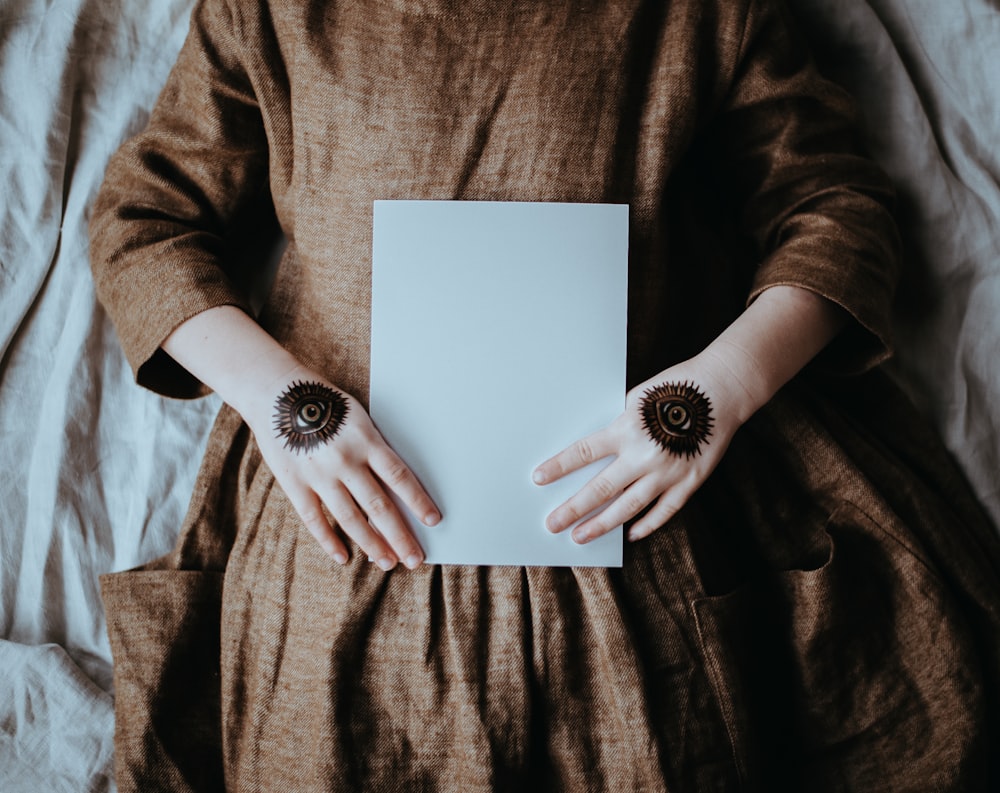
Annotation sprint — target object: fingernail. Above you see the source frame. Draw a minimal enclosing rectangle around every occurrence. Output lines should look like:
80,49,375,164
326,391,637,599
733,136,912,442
424,511,441,526
377,557,395,571
333,552,348,565
532,470,545,484
405,554,422,569
572,530,589,545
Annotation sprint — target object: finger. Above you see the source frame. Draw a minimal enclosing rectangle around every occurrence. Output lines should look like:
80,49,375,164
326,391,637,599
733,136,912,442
369,445,441,527
318,482,398,571
344,470,425,569
533,427,616,485
544,459,633,534
571,477,662,544
626,477,698,541
284,485,349,564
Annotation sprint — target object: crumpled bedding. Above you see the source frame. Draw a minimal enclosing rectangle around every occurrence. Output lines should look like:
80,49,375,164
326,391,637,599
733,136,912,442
793,0,1000,534
0,0,997,790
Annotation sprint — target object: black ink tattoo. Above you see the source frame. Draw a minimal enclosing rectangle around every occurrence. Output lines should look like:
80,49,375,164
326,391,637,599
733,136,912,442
640,381,714,459
273,380,349,454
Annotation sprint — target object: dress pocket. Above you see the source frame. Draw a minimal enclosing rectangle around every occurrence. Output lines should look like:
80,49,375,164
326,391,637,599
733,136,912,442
691,501,983,792
101,568,225,793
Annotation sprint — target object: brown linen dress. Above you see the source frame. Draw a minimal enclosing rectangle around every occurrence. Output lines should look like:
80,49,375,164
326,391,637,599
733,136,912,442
90,0,1000,790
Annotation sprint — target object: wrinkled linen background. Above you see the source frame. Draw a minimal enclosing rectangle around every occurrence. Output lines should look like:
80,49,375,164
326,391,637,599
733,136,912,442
0,0,997,790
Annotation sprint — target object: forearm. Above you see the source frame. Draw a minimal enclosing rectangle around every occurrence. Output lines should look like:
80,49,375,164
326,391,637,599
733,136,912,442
695,285,848,422
161,304,309,427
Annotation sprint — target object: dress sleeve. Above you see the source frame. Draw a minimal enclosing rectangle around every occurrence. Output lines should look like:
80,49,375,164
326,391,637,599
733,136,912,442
711,0,901,374
89,0,268,398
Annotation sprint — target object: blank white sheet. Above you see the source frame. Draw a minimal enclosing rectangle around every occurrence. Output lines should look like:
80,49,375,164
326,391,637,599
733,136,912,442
370,200,628,567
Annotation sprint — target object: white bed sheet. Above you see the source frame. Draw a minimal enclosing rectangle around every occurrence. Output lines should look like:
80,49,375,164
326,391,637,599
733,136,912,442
0,1,997,791
1,1,210,790
793,0,1000,532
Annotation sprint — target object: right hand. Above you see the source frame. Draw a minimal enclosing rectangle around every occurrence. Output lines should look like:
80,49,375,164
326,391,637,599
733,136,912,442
248,369,441,570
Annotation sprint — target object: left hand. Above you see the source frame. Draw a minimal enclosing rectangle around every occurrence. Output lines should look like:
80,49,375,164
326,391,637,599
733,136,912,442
532,353,754,543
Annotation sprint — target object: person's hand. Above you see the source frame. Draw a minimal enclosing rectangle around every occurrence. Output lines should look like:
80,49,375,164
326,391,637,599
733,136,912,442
532,352,756,543
249,369,441,570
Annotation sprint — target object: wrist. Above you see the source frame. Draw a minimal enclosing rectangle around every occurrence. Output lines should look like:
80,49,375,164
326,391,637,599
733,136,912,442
692,287,848,423
691,343,771,425
235,360,337,433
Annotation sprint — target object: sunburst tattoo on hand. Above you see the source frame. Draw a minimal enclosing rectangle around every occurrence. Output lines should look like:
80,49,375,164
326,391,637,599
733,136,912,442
273,380,349,454
640,381,714,459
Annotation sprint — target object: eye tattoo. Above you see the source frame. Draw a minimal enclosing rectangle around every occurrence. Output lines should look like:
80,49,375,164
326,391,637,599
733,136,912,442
272,380,349,454
639,380,714,459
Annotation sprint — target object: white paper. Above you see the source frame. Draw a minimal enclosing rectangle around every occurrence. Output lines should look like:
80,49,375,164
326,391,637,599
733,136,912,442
370,200,628,567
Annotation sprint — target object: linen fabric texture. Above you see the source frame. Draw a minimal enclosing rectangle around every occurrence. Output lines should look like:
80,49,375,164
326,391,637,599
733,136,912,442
89,0,1000,790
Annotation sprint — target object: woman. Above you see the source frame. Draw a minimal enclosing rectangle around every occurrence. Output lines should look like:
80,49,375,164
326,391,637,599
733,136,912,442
91,0,1000,789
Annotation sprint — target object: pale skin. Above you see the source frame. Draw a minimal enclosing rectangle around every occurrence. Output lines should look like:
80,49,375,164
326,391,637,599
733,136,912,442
162,284,845,569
